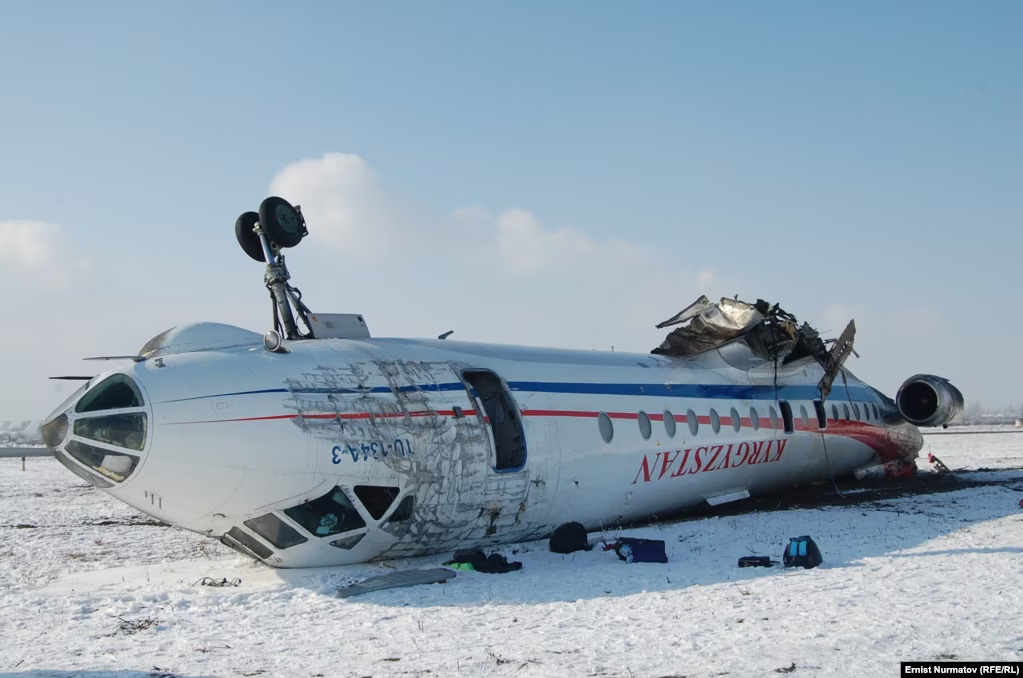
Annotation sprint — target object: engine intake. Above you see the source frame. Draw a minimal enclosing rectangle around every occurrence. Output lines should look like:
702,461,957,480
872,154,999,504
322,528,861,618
896,374,964,427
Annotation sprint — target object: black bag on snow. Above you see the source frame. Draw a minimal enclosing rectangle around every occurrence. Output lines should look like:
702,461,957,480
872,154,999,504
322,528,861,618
782,535,822,569
738,555,774,568
444,549,522,573
612,537,668,563
549,522,592,554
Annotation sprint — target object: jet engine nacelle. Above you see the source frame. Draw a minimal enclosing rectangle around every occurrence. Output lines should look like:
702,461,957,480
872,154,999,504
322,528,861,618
896,374,964,427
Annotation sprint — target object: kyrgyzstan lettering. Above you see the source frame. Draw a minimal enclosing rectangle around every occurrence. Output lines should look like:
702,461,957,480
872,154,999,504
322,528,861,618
631,439,788,484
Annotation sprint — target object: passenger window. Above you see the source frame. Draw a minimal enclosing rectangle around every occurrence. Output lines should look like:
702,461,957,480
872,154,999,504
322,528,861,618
832,404,839,422
799,404,809,428
730,407,741,432
813,401,827,429
74,413,147,451
853,404,861,420
75,374,144,413
598,412,614,443
750,407,760,431
768,406,779,430
354,486,400,520
709,409,721,434
843,404,851,421
663,410,677,438
64,440,139,483
779,401,794,434
872,404,880,419
687,409,699,435
244,514,308,549
284,487,366,536
638,411,652,440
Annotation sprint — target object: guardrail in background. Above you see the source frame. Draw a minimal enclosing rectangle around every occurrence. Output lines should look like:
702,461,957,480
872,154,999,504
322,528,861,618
0,447,50,458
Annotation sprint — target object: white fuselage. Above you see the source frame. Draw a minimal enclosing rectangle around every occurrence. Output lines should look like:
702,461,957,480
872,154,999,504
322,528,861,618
42,324,923,567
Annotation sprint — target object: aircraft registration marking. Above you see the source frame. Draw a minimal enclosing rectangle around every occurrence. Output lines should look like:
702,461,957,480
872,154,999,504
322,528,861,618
331,438,415,463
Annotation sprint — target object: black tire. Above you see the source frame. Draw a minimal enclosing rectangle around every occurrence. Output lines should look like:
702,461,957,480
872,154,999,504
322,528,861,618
258,196,306,249
235,211,266,262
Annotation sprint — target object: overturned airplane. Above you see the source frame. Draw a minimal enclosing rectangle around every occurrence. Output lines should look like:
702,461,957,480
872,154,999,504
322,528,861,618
40,197,963,567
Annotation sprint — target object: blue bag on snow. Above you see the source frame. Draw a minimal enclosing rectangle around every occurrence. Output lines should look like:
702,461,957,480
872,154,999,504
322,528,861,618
782,535,822,569
613,537,668,563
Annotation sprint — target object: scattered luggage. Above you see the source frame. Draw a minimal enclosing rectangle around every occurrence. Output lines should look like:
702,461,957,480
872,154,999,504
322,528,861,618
442,549,522,573
549,522,593,554
782,535,822,569
607,537,668,563
737,555,774,568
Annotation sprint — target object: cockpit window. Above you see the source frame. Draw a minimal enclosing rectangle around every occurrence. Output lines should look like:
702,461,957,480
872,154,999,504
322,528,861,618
354,485,400,520
222,526,272,560
330,533,365,550
52,447,114,488
73,414,147,451
41,414,69,448
244,513,308,549
75,374,144,413
387,495,414,523
64,440,140,483
284,487,366,537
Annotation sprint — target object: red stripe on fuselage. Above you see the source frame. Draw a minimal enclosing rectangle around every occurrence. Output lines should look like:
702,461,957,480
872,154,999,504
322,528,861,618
168,409,478,425
166,406,909,461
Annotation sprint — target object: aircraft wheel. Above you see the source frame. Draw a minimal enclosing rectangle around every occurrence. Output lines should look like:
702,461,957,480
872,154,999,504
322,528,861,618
235,211,266,262
258,196,307,249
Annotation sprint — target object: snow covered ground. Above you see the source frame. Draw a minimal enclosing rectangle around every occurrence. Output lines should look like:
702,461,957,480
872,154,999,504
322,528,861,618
2,429,1021,678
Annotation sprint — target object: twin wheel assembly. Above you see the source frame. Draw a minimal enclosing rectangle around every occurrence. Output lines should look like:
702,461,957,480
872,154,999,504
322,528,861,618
234,196,308,262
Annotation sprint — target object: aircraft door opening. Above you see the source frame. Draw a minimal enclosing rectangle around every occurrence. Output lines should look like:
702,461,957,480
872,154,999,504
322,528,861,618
462,370,526,471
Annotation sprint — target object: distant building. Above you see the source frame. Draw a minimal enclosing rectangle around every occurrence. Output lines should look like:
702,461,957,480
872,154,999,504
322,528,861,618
0,420,43,446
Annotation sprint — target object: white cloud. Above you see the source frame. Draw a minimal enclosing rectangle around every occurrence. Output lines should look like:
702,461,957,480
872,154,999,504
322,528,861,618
0,220,86,289
816,303,864,337
492,208,655,276
268,153,426,259
266,152,734,353
269,152,659,278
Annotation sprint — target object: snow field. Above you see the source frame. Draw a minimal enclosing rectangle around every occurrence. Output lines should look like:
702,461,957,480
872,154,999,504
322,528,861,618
1,429,1021,677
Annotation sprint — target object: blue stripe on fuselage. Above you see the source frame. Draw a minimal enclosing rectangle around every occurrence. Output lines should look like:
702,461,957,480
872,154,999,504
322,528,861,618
507,381,872,402
168,381,874,403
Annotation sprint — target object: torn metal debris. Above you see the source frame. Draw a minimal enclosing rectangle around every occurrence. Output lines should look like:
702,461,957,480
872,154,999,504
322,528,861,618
652,296,856,400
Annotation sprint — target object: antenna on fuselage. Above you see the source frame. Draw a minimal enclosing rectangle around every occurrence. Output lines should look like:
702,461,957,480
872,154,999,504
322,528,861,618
234,197,312,344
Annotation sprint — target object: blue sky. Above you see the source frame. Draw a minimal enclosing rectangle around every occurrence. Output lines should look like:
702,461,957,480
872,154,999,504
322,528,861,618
1,1,1020,419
